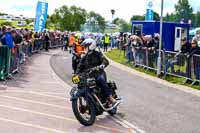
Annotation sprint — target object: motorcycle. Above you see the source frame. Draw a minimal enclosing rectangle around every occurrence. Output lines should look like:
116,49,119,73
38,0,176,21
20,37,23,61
70,67,121,126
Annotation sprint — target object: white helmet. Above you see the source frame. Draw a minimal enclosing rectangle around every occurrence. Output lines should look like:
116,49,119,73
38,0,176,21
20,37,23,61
81,38,97,51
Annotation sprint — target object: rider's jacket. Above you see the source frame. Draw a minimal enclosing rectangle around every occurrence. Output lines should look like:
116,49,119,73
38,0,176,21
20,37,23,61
69,35,75,46
73,42,85,56
76,50,109,78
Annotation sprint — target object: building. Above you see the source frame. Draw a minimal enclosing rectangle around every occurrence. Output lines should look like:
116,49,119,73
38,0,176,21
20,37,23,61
131,21,190,51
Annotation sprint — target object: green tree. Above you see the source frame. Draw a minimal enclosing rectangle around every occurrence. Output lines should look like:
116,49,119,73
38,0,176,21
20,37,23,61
164,13,177,22
113,18,120,24
114,18,131,32
86,11,106,32
0,13,7,16
193,11,200,27
48,5,87,31
175,0,193,22
153,11,160,21
130,15,145,22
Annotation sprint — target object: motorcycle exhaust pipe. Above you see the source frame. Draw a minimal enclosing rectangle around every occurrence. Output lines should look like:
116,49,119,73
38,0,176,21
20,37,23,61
93,94,121,111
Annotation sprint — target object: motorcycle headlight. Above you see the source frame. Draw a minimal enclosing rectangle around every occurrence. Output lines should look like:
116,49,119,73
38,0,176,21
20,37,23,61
72,75,80,84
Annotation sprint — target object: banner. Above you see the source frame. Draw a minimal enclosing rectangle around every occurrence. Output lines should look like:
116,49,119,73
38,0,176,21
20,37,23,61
34,0,48,32
145,0,154,21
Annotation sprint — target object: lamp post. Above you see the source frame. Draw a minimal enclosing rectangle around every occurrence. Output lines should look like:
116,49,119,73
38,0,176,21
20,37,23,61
111,9,115,23
157,0,164,77
111,9,115,50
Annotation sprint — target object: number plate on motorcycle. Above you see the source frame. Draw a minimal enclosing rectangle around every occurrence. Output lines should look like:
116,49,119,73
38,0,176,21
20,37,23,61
72,75,80,84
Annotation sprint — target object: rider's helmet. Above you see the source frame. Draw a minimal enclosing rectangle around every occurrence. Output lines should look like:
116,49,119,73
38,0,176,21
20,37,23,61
81,38,97,51
78,36,85,44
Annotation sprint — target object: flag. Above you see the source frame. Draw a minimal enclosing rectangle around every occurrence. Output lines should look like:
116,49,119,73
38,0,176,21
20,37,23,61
146,0,154,21
34,0,48,32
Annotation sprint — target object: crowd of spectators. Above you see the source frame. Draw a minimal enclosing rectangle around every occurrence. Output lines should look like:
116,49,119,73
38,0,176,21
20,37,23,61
113,32,200,82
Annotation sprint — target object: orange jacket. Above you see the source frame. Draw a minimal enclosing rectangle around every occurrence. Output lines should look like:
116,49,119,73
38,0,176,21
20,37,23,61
69,36,75,46
75,43,85,56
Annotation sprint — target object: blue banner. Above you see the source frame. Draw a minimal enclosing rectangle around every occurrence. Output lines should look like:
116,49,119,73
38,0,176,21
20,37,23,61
34,1,48,32
145,0,154,21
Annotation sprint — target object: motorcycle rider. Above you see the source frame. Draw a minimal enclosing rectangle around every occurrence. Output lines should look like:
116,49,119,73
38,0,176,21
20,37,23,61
72,36,85,73
76,38,120,106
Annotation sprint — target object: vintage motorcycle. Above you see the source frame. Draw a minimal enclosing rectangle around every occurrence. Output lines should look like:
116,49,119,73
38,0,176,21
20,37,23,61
70,67,121,126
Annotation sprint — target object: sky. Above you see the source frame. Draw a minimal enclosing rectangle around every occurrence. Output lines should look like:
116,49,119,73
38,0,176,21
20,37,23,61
0,0,199,22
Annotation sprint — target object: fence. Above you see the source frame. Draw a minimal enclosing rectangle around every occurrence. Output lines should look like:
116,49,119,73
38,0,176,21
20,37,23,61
131,47,200,84
0,38,63,81
0,45,10,80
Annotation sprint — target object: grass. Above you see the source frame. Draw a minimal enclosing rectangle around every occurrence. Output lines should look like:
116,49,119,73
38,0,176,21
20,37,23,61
104,28,120,34
105,49,200,90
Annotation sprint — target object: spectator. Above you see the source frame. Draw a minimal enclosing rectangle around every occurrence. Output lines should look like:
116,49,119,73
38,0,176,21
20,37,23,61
188,39,200,81
102,34,110,52
145,35,155,67
131,35,143,65
0,27,15,54
165,37,191,75
125,35,133,64
44,30,50,52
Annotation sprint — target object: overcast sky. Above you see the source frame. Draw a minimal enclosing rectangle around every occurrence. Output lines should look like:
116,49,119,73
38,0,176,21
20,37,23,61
0,0,199,21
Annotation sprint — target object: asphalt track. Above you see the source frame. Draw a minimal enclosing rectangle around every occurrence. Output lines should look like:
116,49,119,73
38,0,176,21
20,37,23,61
51,51,200,133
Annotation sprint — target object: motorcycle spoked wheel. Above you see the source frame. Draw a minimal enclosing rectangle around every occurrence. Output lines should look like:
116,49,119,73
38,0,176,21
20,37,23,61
72,96,96,126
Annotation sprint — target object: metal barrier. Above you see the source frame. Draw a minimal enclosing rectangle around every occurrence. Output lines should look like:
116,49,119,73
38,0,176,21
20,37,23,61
9,47,20,74
32,39,44,53
50,38,63,48
164,51,190,79
0,45,10,80
133,48,162,71
131,48,200,84
191,54,200,84
0,36,63,81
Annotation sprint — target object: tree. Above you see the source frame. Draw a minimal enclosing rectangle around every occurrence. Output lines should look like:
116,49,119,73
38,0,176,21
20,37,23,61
0,13,7,16
175,0,193,22
47,5,87,31
114,18,131,32
194,11,200,27
113,18,120,24
130,15,145,22
85,11,106,32
164,13,177,22
153,11,160,21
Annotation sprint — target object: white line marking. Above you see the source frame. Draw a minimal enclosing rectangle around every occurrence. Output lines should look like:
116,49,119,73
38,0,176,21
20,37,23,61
2,90,66,95
0,104,126,133
0,117,68,133
113,115,146,133
0,95,71,110
1,90,69,100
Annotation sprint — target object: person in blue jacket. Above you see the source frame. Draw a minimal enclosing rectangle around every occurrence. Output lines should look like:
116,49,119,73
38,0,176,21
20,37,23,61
0,27,14,49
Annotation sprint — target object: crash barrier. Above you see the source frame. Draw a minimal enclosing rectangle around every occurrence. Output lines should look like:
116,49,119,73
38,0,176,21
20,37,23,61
50,38,63,48
32,39,44,53
133,48,162,71
0,37,63,81
131,48,200,84
0,45,10,80
191,54,200,84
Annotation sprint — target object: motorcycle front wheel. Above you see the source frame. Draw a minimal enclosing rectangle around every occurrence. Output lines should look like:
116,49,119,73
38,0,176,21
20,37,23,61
72,96,96,126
